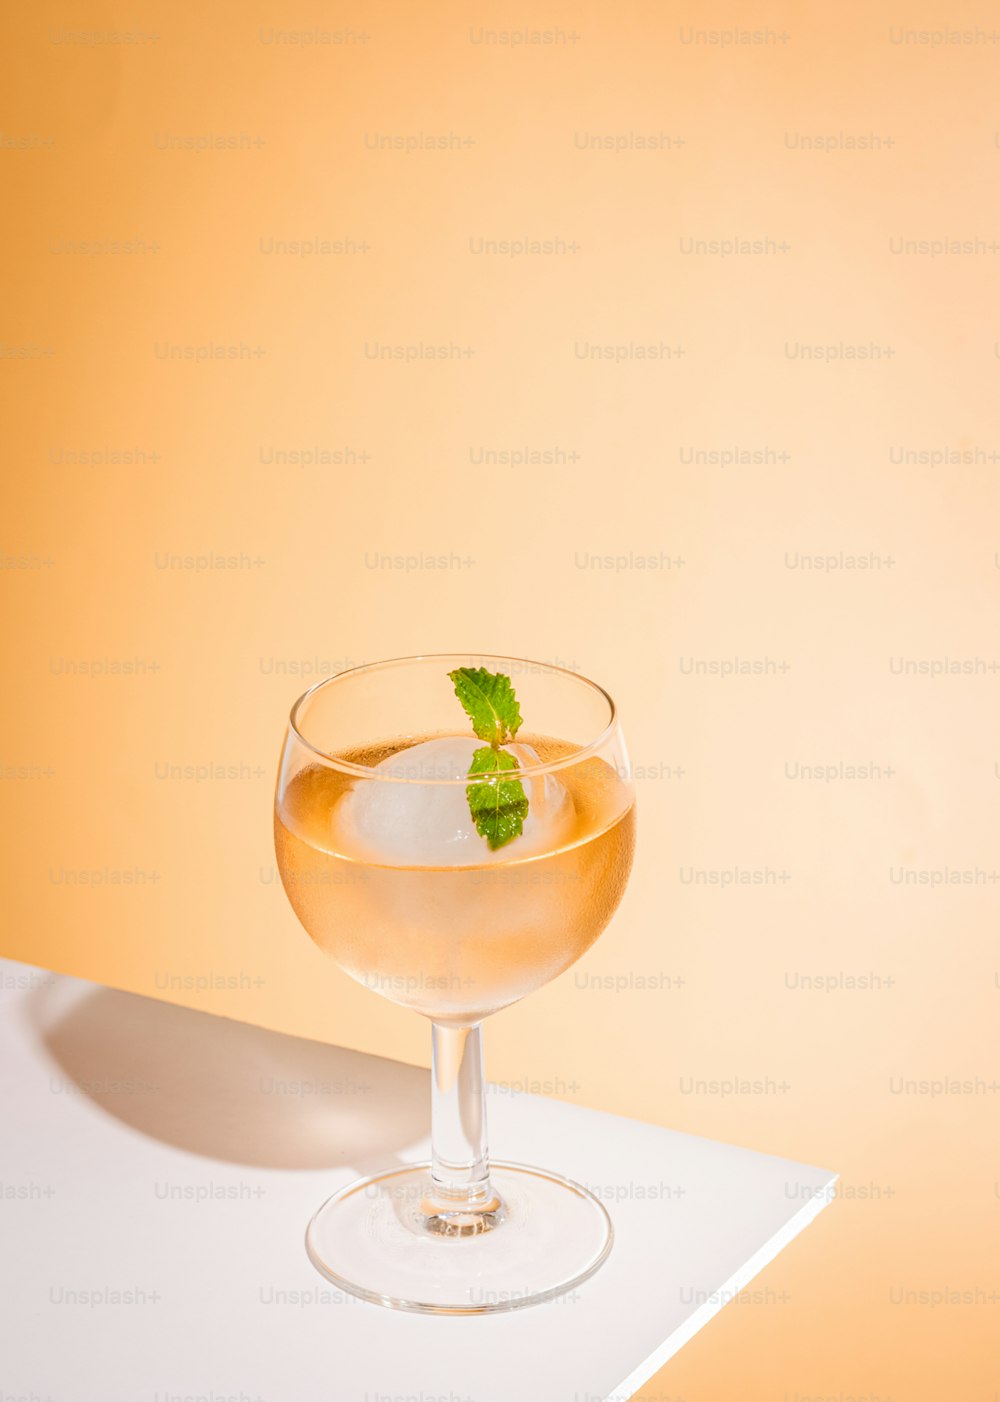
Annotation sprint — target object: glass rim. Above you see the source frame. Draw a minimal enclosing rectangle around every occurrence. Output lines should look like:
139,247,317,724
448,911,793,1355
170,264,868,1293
287,653,619,785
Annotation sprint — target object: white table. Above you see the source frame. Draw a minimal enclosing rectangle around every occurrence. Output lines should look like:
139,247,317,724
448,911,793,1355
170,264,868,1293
0,959,836,1402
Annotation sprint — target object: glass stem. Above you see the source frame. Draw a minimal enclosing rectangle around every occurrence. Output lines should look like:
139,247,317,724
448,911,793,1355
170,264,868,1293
428,1022,502,1230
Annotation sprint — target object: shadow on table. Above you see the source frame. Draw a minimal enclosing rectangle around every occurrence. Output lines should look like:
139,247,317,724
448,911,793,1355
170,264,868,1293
26,978,429,1171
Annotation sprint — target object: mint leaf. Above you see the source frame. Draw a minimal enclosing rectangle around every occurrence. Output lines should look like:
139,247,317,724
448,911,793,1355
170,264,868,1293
465,746,529,851
448,667,523,747
449,666,529,849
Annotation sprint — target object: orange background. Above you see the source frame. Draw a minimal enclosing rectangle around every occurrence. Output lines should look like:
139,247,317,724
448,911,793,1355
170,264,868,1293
3,1,999,1396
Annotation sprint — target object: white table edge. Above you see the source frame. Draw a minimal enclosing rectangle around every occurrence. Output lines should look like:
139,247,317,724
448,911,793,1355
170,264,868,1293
607,1170,838,1400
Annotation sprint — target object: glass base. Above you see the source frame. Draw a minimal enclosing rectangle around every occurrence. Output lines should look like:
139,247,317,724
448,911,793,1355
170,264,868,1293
305,1160,613,1315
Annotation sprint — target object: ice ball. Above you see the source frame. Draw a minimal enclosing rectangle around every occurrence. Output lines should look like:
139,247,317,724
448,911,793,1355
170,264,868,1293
332,735,575,866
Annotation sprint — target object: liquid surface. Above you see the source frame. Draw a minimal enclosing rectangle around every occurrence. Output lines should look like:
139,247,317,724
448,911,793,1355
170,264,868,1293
274,732,636,1021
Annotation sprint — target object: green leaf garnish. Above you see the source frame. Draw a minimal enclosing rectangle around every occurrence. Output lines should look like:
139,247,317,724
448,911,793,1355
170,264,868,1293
448,667,523,747
465,745,529,851
448,666,528,850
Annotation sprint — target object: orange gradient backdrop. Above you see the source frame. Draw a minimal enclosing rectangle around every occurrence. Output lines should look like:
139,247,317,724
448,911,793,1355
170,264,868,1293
3,1,999,1396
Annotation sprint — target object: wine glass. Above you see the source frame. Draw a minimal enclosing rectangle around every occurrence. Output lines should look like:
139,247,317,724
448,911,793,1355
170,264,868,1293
274,654,636,1313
